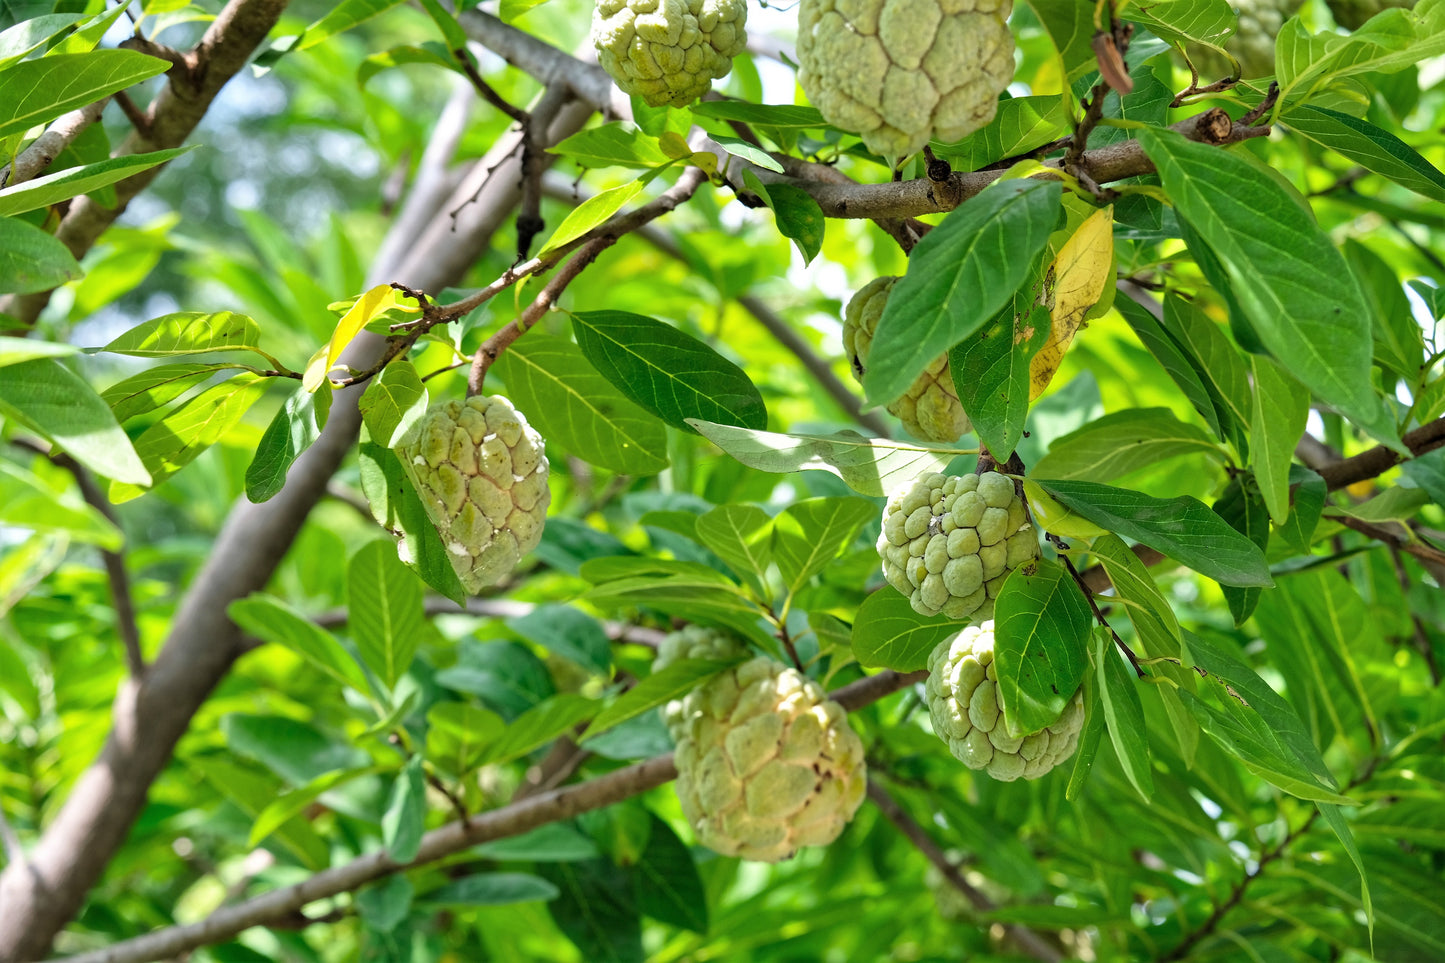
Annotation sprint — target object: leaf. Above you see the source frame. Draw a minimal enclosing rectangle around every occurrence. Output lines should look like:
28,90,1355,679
1250,356,1310,524
192,759,329,870
538,178,646,257
850,586,970,671
992,559,1093,736
1276,7,1445,108
949,301,1050,461
426,702,505,776
1347,239,1425,384
938,96,1068,170
227,594,371,693
356,875,413,933
760,182,825,264
632,815,708,933
1092,630,1153,801
694,504,773,590
0,14,88,68
356,440,468,605
420,873,560,906
1137,128,1399,448
223,714,368,786
689,419,959,498
0,147,195,216
471,824,600,862
1028,0,1100,77
771,496,876,594
550,123,672,169
0,461,122,550
1285,104,1445,203
110,373,268,502
495,334,669,475
480,693,598,765
508,604,612,675
0,358,149,484
0,216,82,294
570,311,767,432
246,387,321,504
0,50,170,140
101,311,263,357
101,362,231,423
358,359,427,449
540,860,642,963
1161,293,1252,448
1030,206,1114,399
382,756,426,863
1032,408,1224,482
0,336,77,368
1125,0,1236,48
1114,296,1225,443
357,43,456,87
581,658,742,741
308,285,416,390
862,178,1061,407
347,540,425,691
689,101,828,127
1033,479,1274,587
296,0,404,49
583,572,773,649
1214,477,1271,625
249,765,379,848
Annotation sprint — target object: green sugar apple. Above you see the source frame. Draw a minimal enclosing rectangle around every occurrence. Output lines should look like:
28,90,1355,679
1192,0,1302,78
1327,0,1414,29
796,0,1015,159
878,471,1039,620
654,625,749,739
925,622,1084,781
592,0,747,107
844,276,971,443
394,395,549,594
673,657,868,862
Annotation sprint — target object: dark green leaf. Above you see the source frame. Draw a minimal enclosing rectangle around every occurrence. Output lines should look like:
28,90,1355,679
1033,407,1224,482
223,713,368,786
1214,476,1271,625
1114,295,1226,443
632,814,708,932
471,824,600,862
508,604,612,675
541,860,642,963
347,540,426,691
1276,465,1327,553
690,101,827,127
950,302,1049,460
1249,356,1310,524
1065,674,1105,801
761,182,824,264
1346,239,1426,383
850,586,970,671
1286,104,1445,203
356,876,413,933
0,216,82,294
993,558,1093,736
382,756,426,863
1092,630,1153,801
420,872,560,906
246,387,321,503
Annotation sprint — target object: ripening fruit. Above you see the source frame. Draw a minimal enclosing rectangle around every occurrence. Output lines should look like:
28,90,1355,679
1327,0,1414,29
653,625,749,739
592,0,748,107
394,395,549,593
673,657,868,862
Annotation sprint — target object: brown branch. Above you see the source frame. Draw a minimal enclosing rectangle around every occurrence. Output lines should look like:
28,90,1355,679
0,99,109,188
866,780,1064,963
1314,417,1445,491
1333,514,1445,568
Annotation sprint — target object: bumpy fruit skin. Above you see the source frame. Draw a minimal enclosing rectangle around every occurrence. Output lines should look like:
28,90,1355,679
878,471,1038,620
592,0,747,108
673,657,867,862
844,277,970,442
395,396,549,594
925,622,1084,781
796,0,1015,159
1193,0,1302,78
1328,0,1414,29
654,625,748,738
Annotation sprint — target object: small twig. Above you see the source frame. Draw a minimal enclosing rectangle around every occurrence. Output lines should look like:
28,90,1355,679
1057,545,1144,677
512,736,590,802
1333,514,1445,568
425,768,469,824
112,90,152,141
453,47,530,124
1239,81,1280,127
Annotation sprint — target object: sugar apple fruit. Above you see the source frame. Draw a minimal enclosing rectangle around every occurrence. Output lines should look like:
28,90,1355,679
796,0,1016,159
653,625,749,739
844,276,971,443
1327,0,1414,29
878,471,1038,620
925,622,1085,781
592,0,747,108
673,657,867,861
395,395,550,594
1192,0,1302,78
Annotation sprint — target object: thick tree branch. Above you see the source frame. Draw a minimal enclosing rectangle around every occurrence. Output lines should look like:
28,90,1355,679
42,671,924,963
1314,416,1445,490
0,99,110,188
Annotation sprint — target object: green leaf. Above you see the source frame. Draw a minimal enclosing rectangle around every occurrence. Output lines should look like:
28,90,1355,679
227,594,371,693
0,216,82,294
347,540,425,691
357,42,456,87
0,147,195,216
358,358,426,448
550,122,672,169
0,358,150,484
850,586,970,671
1160,293,1252,448
1249,356,1310,524
110,373,268,502
938,96,1068,170
583,569,773,649
246,387,320,504
426,703,505,775
1125,0,1235,47
101,362,231,423
495,333,668,475
632,814,708,933
1214,476,1271,625
480,693,599,765
862,178,1060,407
694,504,773,590
471,824,600,862
992,558,1093,737
688,419,959,498
689,101,827,127
571,310,767,432
100,311,263,357
1114,296,1226,443
382,756,426,863
248,765,379,848
223,713,369,786
415,0,467,50
540,860,642,963
499,0,552,22
1033,408,1224,482
192,758,329,870
508,604,612,675
297,0,404,50
538,178,646,257
1277,465,1327,553
357,440,468,605
0,50,170,140
1346,239,1426,383
1285,104,1445,203
581,657,740,740
950,302,1050,460
1033,479,1274,588
1137,128,1399,448
1092,630,1153,801
1028,0,1100,77
760,182,824,264
0,14,88,68
0,336,78,368
420,873,560,906
771,496,875,594
715,134,785,173
356,875,413,933
1276,7,1445,108
0,460,122,550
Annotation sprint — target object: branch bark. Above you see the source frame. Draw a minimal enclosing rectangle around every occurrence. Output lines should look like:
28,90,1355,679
0,99,110,188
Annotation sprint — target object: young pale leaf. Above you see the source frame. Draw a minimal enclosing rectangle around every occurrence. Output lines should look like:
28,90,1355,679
0,216,83,294
0,50,170,140
1030,206,1114,399
571,311,767,432
1032,408,1224,482
992,559,1093,736
1092,630,1153,801
496,334,669,475
632,814,708,933
102,311,262,357
688,419,960,498
1138,128,1400,448
771,496,876,593
695,504,773,589
950,301,1049,460
580,657,743,740
479,693,599,765
228,594,371,693
0,359,149,484
550,122,672,169
0,336,77,368
1034,479,1273,588
420,873,560,906
382,756,426,863
537,178,646,257
347,540,425,691
307,285,417,390
0,14,88,68
862,178,1061,407
0,147,194,216
296,0,405,49
246,387,321,503
851,587,970,672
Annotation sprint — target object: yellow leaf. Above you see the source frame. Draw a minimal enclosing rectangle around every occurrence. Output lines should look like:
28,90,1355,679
1029,206,1114,401
305,285,418,392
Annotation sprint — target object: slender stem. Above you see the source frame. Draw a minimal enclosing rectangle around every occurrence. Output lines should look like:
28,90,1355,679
1059,548,1144,677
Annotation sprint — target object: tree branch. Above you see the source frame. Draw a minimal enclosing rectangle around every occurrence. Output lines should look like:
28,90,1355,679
42,671,923,963
0,99,110,188
1314,416,1445,491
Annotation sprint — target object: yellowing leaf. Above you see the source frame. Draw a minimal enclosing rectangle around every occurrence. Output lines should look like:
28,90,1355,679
304,285,418,393
1029,206,1114,400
